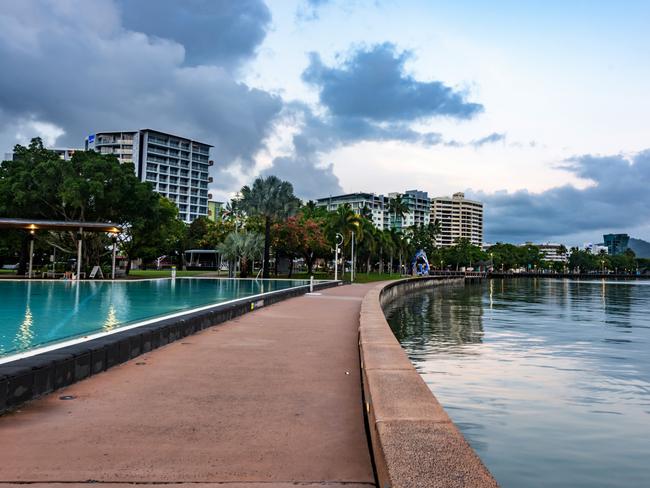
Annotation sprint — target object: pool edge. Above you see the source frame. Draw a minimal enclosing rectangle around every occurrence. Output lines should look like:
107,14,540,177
0,280,340,415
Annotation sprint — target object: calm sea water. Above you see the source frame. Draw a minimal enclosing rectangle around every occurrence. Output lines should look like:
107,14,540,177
384,279,650,488
0,278,310,358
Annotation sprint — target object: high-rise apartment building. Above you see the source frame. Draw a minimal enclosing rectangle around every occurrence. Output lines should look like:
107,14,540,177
316,192,391,229
389,189,431,229
86,129,213,223
430,192,484,247
603,233,630,256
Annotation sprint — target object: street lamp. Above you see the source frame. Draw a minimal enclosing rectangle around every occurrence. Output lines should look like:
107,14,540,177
76,229,83,280
334,233,343,281
28,230,35,279
110,233,118,279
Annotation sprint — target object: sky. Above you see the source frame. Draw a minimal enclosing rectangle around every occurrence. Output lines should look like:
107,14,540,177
1,0,649,245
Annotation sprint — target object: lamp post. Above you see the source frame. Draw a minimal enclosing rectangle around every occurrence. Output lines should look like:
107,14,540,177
111,234,117,280
351,231,355,282
28,230,35,279
76,228,83,280
334,233,343,281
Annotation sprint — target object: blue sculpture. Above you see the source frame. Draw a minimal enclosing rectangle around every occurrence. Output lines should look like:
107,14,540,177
411,249,430,276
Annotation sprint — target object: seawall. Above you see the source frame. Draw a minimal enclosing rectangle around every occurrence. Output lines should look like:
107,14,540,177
359,276,499,488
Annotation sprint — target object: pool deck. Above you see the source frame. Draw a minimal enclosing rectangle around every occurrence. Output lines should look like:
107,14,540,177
0,283,377,487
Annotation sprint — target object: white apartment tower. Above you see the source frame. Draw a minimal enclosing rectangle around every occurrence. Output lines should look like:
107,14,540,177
86,129,213,223
430,192,484,247
315,193,390,229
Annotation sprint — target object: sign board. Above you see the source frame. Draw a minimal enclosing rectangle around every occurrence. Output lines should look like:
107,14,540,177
89,265,104,279
87,134,95,144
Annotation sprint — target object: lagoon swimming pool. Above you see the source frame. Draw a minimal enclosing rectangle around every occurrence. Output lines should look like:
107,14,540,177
0,278,312,359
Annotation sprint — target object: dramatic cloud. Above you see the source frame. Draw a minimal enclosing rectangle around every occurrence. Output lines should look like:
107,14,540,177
0,0,281,172
473,150,650,243
117,0,271,68
263,43,490,198
302,43,483,121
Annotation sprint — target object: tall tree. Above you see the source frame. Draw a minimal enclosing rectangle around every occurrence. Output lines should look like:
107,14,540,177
387,194,409,229
239,176,301,278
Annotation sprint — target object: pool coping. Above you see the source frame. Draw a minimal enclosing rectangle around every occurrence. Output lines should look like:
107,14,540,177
359,276,499,488
0,279,340,415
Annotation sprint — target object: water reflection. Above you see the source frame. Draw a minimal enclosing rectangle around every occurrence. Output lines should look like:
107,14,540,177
1,278,310,357
385,278,650,488
15,305,34,351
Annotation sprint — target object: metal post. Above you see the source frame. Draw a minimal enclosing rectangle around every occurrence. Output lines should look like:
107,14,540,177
76,227,83,280
310,275,314,293
334,233,343,281
28,232,34,279
334,245,338,281
111,236,117,280
351,231,355,282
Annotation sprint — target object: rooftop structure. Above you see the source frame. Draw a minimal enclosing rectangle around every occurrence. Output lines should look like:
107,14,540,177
86,129,213,223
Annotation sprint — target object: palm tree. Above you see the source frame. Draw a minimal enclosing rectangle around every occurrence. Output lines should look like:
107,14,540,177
217,231,264,278
239,176,301,278
378,229,395,274
387,194,409,230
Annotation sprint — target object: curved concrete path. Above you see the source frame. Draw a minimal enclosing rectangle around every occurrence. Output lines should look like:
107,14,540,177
0,284,377,488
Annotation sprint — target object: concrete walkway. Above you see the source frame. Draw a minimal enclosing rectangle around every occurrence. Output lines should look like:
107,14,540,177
0,284,377,488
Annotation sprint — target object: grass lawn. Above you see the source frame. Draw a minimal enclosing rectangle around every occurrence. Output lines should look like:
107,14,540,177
127,269,221,278
282,271,402,283
0,269,16,274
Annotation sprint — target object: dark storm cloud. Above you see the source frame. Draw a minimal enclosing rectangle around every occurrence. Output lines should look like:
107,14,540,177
264,43,489,195
302,43,483,121
0,0,281,169
471,150,650,242
117,0,271,67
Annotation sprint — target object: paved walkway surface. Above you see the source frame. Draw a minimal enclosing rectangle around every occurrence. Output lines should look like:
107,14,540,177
0,284,377,488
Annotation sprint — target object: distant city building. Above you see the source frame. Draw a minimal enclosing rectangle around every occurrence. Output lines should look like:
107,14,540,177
430,192,484,247
316,192,390,229
603,233,630,256
51,148,81,161
533,242,568,262
207,200,224,222
86,129,213,223
583,243,608,255
4,147,81,161
317,190,484,245
389,189,431,230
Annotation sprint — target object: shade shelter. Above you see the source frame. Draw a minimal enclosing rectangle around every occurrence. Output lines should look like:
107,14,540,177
0,218,122,280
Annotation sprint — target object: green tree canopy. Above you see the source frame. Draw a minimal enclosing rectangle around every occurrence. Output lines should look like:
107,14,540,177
239,176,301,278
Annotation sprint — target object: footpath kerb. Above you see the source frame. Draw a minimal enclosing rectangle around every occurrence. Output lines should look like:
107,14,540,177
359,276,499,488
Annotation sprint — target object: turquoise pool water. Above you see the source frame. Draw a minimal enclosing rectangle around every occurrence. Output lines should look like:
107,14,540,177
0,278,311,358
385,279,650,488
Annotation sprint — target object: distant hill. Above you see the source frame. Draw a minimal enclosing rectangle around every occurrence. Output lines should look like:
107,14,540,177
629,238,650,258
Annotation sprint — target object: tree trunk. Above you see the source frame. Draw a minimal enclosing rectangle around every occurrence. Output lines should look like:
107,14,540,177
390,253,393,275
263,216,271,278
367,256,371,274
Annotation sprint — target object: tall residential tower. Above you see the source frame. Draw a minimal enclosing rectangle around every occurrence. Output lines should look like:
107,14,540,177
86,129,213,223
430,192,484,247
